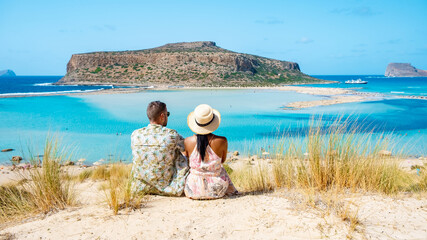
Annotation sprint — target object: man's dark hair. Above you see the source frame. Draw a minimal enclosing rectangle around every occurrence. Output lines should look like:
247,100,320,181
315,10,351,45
147,101,166,121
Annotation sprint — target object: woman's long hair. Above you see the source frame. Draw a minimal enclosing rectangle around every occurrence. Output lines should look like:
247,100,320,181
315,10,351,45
196,134,209,161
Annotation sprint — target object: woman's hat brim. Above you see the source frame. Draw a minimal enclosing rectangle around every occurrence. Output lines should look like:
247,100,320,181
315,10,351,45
187,109,221,135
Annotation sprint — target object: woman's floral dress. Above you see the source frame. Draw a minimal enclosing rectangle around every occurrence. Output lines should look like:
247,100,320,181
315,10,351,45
184,145,237,199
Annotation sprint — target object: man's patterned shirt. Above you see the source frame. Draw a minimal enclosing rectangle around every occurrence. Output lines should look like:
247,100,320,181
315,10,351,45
131,124,189,196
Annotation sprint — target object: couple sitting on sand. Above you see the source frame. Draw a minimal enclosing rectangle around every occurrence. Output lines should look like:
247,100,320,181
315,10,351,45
130,101,238,199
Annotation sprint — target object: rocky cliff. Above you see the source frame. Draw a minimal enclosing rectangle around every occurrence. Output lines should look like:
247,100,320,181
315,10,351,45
0,69,16,77
385,63,427,77
58,41,323,87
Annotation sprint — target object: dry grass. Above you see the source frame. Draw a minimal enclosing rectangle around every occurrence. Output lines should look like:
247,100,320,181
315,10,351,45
231,117,418,195
76,169,93,182
91,165,110,181
319,193,362,239
0,138,75,223
0,185,37,223
72,165,110,182
26,139,76,212
230,162,274,193
410,165,427,192
229,117,424,237
92,163,148,215
71,163,148,215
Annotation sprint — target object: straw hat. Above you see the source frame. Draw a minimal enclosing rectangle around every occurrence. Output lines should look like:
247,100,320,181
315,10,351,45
187,104,221,135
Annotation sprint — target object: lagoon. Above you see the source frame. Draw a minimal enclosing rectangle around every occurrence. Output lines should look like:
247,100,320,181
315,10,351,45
1,88,426,164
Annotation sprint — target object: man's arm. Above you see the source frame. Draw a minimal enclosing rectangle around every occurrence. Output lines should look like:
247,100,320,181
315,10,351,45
174,132,185,153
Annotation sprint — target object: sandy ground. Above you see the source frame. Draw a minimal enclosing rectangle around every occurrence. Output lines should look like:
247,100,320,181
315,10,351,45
277,86,374,109
277,86,352,95
0,181,426,240
1,157,427,240
285,95,367,109
0,166,23,186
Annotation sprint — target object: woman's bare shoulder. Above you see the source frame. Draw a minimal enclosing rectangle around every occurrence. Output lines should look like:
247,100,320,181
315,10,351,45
185,135,196,144
212,135,227,143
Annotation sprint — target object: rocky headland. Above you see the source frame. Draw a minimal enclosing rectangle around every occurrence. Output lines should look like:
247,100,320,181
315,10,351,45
0,69,16,77
57,41,325,87
385,63,427,77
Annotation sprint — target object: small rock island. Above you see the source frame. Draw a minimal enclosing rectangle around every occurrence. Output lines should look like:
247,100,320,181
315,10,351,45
385,63,427,77
57,41,325,87
0,69,16,77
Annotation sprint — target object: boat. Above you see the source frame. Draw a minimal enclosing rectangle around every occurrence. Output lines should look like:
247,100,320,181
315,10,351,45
345,78,368,84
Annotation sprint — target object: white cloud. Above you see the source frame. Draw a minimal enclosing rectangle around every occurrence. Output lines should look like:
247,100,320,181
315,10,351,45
331,6,378,16
296,37,313,44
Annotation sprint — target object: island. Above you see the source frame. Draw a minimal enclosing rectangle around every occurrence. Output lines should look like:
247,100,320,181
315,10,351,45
57,41,327,87
385,63,427,77
0,69,16,77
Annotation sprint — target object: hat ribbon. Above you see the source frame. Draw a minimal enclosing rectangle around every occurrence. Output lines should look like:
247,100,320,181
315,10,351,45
195,114,215,127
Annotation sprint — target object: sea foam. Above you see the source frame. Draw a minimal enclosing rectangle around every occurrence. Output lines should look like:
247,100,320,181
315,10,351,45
0,89,102,96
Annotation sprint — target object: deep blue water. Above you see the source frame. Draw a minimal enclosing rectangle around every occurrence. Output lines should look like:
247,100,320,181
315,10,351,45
0,76,113,96
310,75,427,97
0,76,426,164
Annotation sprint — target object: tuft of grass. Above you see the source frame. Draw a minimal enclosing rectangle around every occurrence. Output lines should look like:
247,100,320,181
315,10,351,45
0,185,37,222
69,163,148,214
230,162,274,193
230,116,422,195
101,163,147,215
77,169,93,182
26,138,76,213
338,204,361,239
421,171,427,191
91,165,110,181
229,116,422,237
73,165,115,183
223,163,233,175
0,138,75,223
317,192,363,239
409,168,427,192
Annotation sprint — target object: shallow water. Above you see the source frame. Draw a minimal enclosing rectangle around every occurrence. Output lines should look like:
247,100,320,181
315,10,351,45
0,87,426,164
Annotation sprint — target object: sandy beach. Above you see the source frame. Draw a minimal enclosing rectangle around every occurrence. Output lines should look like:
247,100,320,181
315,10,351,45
285,95,367,109
277,86,370,109
1,155,427,239
1,178,426,239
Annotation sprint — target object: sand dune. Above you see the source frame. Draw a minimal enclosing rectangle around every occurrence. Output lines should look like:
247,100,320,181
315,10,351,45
1,178,426,240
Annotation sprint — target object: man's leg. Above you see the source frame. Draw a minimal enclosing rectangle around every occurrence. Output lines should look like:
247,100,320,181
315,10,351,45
161,153,189,196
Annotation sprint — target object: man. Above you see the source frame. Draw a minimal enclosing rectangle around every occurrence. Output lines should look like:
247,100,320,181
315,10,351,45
131,101,189,196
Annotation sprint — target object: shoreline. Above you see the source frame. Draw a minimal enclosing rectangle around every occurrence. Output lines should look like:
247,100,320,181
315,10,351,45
276,86,378,109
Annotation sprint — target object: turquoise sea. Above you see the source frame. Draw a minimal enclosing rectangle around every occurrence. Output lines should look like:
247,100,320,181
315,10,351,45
310,75,427,97
0,75,426,164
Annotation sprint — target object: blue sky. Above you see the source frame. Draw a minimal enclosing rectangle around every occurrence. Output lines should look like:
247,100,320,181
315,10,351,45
1,0,426,75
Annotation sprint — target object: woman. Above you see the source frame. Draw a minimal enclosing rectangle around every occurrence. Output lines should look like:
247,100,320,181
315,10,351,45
184,104,238,199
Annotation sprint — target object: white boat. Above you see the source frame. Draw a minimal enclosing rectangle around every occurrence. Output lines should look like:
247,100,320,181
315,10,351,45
345,78,368,84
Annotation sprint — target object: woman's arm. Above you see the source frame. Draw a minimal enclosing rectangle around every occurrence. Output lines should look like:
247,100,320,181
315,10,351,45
184,135,196,158
183,137,189,157
221,137,228,163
